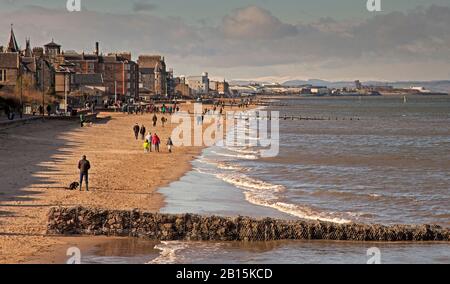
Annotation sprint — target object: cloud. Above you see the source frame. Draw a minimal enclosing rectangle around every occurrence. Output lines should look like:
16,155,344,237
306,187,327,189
133,1,157,13
0,0,18,4
221,6,297,39
350,5,450,59
0,4,449,81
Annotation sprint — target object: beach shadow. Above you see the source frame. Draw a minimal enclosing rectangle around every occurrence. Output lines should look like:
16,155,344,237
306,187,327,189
94,116,112,125
0,210,14,217
0,118,103,221
0,232,47,237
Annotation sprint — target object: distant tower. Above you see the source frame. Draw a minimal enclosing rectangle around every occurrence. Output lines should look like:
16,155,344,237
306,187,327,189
24,38,33,57
154,59,167,96
202,72,209,94
7,24,20,53
154,61,163,96
44,39,61,56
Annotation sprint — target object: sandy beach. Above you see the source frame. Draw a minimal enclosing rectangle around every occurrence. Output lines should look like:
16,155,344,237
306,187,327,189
0,105,214,263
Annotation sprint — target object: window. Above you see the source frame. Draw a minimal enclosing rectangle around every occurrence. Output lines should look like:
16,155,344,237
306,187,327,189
0,69,6,82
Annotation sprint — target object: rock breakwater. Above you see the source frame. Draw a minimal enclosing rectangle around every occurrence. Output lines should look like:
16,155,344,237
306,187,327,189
47,207,450,242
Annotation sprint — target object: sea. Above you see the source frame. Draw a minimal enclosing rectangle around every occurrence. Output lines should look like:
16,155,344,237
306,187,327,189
83,95,450,264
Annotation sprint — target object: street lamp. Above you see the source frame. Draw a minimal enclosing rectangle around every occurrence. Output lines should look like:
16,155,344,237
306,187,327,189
20,67,23,118
41,59,45,117
64,70,69,115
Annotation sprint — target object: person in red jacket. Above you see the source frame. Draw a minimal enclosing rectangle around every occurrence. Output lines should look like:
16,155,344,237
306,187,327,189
152,133,161,152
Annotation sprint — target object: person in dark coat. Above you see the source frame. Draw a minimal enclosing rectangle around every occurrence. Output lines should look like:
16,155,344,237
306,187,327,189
133,123,140,140
140,125,146,140
78,155,91,191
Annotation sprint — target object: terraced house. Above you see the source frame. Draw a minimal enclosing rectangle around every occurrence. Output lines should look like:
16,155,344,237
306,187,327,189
0,25,140,106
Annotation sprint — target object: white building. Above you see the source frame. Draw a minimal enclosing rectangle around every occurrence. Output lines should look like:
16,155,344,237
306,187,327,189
310,86,329,95
410,86,431,93
187,72,209,95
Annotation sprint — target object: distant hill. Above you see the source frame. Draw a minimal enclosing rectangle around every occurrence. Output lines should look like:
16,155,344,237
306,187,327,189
388,81,450,94
229,80,272,86
230,78,450,93
282,79,450,93
282,79,334,87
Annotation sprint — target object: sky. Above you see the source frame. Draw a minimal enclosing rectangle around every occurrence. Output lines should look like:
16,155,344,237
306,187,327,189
1,0,450,82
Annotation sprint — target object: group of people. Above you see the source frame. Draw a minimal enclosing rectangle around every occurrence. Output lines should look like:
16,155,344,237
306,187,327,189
133,123,174,153
122,103,181,116
148,103,180,115
151,114,169,127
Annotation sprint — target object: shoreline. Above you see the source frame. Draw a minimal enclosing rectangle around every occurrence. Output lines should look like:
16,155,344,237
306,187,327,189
0,105,201,263
5,96,448,262
0,103,253,264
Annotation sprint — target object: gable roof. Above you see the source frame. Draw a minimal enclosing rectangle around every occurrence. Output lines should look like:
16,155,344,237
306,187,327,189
21,57,36,73
44,39,61,48
7,26,20,53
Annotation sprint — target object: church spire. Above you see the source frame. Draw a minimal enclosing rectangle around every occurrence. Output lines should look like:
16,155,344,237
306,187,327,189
24,37,32,57
7,24,20,53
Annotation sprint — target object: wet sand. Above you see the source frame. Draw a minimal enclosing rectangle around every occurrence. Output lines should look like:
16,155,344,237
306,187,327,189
0,105,211,263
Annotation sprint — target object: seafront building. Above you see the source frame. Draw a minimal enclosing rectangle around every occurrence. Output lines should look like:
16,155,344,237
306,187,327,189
0,25,233,109
174,76,192,98
137,55,168,97
187,72,210,96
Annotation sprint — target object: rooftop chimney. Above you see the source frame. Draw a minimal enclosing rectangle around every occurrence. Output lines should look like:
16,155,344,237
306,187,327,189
95,42,99,56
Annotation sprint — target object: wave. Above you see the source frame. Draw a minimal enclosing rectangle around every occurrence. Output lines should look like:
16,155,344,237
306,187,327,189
224,146,259,155
215,172,351,224
148,241,188,264
211,151,258,160
217,163,245,171
309,190,382,200
148,242,225,264
196,142,352,224
217,173,285,192
193,167,217,175
270,202,350,224
197,157,246,171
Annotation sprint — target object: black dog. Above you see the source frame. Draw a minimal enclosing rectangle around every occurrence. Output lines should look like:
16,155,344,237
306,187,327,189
68,182,79,190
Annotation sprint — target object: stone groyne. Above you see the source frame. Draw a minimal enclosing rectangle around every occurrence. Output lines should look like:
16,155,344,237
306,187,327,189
47,207,450,242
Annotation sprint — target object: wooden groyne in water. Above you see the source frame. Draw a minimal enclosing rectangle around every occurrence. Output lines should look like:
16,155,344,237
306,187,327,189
47,207,450,242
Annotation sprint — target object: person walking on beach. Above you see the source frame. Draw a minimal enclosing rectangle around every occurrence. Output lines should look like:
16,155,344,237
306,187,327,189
140,124,146,140
133,123,140,140
145,132,152,152
161,117,167,128
143,139,150,153
78,155,91,191
152,133,161,152
80,114,85,127
152,114,158,127
166,137,174,153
